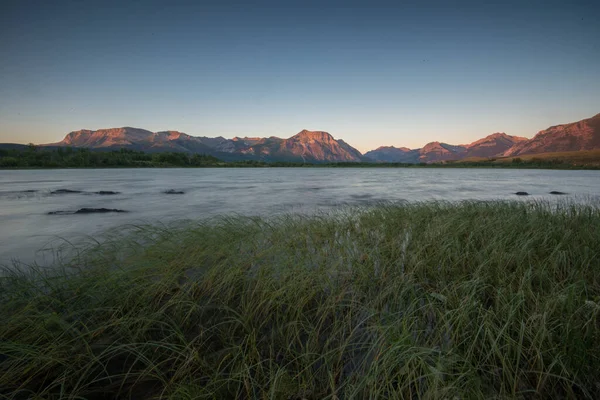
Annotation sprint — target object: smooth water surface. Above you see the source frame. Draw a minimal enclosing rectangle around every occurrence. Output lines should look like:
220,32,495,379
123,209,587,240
1,168,599,264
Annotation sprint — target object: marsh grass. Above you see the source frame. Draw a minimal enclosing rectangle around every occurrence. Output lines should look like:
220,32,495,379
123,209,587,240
1,201,600,399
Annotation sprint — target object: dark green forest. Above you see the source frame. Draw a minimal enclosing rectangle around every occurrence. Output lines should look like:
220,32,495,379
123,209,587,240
1,145,599,169
0,145,226,168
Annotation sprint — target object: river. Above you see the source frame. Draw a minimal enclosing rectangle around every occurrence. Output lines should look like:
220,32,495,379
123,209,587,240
1,168,599,264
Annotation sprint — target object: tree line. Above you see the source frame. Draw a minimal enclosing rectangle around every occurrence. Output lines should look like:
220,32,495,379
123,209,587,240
0,145,224,168
1,145,598,169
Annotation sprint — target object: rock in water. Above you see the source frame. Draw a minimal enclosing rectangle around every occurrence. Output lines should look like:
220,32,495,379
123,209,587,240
549,191,567,195
51,189,83,194
164,189,185,194
75,208,127,214
48,208,127,215
515,192,529,196
95,191,121,195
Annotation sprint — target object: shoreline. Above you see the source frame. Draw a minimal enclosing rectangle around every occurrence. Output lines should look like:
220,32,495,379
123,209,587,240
2,163,600,170
2,147,600,170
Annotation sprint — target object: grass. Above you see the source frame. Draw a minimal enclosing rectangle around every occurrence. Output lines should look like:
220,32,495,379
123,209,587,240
498,150,600,164
457,150,600,168
1,201,600,399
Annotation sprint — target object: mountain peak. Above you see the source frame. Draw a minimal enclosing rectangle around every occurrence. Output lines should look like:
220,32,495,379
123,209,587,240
486,132,527,141
157,130,187,140
375,145,411,152
419,142,466,162
421,141,444,151
363,145,417,162
293,130,334,141
466,132,528,148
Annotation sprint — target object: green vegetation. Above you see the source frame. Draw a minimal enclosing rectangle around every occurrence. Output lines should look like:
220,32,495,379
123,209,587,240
450,150,600,169
0,146,223,168
2,201,600,398
2,146,600,169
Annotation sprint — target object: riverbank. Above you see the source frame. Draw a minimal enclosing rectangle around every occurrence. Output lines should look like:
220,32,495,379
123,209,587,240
2,201,600,398
2,147,600,169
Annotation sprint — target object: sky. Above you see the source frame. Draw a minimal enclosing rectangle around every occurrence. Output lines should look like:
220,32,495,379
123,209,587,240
0,0,599,152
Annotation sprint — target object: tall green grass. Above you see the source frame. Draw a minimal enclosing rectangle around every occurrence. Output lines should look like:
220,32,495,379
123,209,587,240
1,201,600,399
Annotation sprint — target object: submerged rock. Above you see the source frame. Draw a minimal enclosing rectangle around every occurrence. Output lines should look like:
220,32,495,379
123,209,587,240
549,191,567,195
163,189,185,194
95,191,121,195
51,189,83,194
75,208,127,214
515,192,529,196
48,208,127,215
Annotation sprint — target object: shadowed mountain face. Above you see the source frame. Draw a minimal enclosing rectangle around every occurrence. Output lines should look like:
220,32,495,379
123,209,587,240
48,128,364,163
503,113,600,156
363,146,419,163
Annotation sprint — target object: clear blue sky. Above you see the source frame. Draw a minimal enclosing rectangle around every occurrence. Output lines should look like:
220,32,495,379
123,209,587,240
1,0,599,152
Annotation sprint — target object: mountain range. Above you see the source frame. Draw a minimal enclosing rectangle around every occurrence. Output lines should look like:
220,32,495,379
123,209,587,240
364,133,529,163
48,128,364,162
35,112,600,163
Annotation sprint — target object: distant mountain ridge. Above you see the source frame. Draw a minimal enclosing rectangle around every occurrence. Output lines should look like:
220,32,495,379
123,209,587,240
364,132,528,163
49,128,365,163
364,114,600,163
55,127,228,154
40,112,600,163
